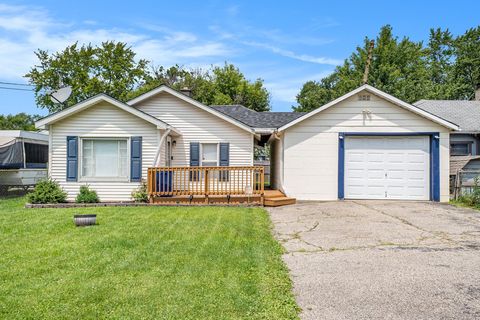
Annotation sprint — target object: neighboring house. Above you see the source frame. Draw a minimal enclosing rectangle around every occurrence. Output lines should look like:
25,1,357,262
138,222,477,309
414,95,480,156
36,84,458,203
414,90,480,192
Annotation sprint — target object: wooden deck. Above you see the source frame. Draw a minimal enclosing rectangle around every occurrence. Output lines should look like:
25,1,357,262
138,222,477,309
147,166,265,205
147,166,296,206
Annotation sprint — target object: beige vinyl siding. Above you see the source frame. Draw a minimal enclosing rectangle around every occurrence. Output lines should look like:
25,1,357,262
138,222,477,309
283,91,451,202
50,102,160,201
134,92,254,167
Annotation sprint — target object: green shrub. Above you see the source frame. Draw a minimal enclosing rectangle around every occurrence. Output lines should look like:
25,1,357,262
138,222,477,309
75,185,99,203
27,179,67,204
131,180,148,202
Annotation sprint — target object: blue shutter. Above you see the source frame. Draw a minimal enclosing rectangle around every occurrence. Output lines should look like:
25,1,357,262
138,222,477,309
66,136,78,182
219,143,229,166
219,142,230,181
189,142,200,181
190,142,200,166
130,137,142,182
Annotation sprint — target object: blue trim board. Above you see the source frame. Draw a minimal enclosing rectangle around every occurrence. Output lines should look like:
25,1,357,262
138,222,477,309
338,132,440,202
342,132,439,137
338,133,345,199
430,134,440,201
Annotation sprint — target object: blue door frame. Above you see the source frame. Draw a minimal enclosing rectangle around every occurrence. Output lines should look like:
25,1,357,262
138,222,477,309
338,132,440,201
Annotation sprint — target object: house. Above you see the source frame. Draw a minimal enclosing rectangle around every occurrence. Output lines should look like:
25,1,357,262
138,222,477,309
414,92,480,156
36,84,458,203
414,89,480,194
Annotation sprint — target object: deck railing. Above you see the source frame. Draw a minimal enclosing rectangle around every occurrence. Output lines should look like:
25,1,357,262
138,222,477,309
147,166,264,198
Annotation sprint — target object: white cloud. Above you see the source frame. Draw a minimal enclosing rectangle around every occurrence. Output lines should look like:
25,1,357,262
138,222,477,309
0,5,231,80
0,3,340,112
226,5,240,16
242,41,342,66
208,23,341,65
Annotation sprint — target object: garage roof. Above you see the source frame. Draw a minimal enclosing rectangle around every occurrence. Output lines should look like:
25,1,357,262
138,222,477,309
278,84,459,132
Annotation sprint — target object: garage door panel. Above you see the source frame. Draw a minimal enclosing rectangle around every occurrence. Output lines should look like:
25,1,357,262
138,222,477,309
345,136,430,200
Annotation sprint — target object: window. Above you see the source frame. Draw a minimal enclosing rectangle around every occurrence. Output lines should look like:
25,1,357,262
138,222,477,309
450,142,472,156
201,143,218,166
81,139,128,180
24,143,48,168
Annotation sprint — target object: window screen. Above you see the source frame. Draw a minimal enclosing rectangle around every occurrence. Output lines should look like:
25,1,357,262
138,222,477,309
24,143,48,167
201,143,218,166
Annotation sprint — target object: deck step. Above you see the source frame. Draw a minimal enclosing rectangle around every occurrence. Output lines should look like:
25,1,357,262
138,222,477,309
264,196,296,207
264,190,286,198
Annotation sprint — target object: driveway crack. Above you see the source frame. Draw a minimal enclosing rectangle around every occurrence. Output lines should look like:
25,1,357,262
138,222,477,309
351,201,460,246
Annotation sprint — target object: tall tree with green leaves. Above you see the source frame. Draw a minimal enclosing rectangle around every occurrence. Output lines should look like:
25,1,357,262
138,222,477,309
25,41,149,113
0,113,40,131
294,25,428,112
129,63,271,111
423,28,457,99
452,26,480,99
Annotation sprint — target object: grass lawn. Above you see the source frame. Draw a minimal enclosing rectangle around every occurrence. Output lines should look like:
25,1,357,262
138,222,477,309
0,196,299,319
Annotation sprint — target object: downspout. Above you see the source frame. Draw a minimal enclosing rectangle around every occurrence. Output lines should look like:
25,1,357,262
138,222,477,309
153,128,171,167
270,130,286,193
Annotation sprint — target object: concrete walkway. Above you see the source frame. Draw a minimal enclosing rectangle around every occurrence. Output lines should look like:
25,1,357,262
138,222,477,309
268,200,480,320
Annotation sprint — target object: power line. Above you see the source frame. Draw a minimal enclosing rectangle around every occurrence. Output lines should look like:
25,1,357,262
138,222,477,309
0,81,35,87
0,86,34,92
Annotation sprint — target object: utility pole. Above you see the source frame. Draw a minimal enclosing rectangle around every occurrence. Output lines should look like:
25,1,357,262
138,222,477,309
363,40,375,84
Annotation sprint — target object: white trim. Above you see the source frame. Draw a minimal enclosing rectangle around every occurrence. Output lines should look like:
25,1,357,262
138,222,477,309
278,84,459,132
253,128,275,134
127,85,254,134
48,125,53,178
154,128,171,166
35,94,182,135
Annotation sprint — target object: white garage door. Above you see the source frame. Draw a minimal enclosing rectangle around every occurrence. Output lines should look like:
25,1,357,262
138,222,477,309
345,136,430,200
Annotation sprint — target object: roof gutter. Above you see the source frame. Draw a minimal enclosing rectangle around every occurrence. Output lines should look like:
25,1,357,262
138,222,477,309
253,128,275,134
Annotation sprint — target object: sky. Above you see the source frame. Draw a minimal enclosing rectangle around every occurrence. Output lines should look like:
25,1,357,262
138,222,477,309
0,0,479,116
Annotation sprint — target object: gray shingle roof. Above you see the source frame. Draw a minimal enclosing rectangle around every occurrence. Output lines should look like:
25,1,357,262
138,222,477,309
414,100,480,132
210,105,306,129
450,155,480,175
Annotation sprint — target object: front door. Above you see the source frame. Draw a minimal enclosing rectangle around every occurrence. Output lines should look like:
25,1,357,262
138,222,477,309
166,136,172,167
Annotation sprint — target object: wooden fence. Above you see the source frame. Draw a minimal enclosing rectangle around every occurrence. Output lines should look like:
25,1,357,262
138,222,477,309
451,170,480,199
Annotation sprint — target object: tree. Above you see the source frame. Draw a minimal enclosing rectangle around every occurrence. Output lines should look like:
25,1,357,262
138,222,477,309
25,41,149,113
129,63,271,112
294,25,429,112
0,113,40,131
452,27,480,99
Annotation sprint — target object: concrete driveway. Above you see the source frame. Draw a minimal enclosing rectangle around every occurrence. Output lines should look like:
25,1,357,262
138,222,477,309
268,201,480,320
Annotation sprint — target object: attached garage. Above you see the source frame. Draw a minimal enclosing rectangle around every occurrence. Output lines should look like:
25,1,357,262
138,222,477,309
342,135,432,200
275,85,458,202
